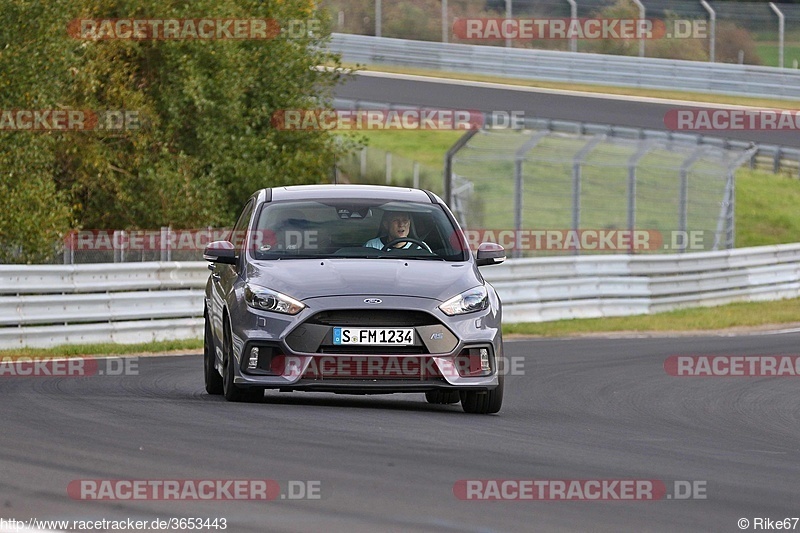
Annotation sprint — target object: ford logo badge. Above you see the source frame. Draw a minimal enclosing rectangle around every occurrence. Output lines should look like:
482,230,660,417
364,298,382,304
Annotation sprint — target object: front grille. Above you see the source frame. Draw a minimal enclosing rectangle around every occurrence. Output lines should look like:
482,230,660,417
308,310,437,327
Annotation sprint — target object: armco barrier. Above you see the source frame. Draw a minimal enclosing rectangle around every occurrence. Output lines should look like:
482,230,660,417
329,33,800,101
0,262,208,349
482,243,800,322
1,245,799,348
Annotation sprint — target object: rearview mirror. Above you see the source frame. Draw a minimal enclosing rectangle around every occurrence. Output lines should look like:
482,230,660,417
203,240,237,264
475,242,506,266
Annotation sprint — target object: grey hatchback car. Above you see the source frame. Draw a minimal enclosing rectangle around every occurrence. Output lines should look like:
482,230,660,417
203,185,506,414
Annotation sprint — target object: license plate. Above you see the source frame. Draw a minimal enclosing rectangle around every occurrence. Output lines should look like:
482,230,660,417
333,327,415,346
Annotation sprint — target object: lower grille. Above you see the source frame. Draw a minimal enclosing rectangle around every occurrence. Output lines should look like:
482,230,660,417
302,356,443,380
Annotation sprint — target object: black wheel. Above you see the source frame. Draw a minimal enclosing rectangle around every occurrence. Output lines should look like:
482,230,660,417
460,373,504,414
381,237,432,253
425,390,461,404
204,314,223,395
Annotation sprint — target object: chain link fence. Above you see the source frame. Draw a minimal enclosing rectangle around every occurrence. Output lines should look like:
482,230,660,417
336,145,442,192
446,125,756,256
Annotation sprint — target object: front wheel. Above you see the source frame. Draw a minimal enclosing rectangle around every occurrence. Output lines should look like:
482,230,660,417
204,315,223,395
460,373,503,414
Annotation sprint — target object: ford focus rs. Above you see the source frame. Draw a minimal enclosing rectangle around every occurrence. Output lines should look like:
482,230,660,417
203,184,506,414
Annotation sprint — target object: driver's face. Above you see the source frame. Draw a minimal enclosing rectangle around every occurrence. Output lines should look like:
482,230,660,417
386,214,410,240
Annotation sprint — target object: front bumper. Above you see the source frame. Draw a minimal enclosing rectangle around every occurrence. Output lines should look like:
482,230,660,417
227,295,503,393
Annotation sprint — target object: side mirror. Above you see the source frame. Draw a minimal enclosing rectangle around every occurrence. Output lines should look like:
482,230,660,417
475,242,506,266
203,240,237,265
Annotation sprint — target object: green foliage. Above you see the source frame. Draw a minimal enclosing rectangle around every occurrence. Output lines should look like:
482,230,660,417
1,0,353,262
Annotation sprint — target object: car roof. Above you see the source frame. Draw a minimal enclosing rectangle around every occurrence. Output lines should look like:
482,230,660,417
264,184,436,203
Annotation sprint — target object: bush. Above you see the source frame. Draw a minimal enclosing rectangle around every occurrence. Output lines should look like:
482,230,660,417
715,21,762,65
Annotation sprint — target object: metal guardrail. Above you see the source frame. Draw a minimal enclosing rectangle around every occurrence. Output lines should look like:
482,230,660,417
329,33,800,100
483,243,800,322
2,246,799,347
0,262,207,349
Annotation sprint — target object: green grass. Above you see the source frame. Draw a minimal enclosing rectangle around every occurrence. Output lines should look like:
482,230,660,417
356,130,463,169
360,130,800,250
0,339,203,359
737,168,800,247
755,42,800,68
504,297,800,336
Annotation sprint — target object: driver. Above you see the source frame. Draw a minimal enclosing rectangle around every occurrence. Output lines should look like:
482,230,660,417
364,211,423,250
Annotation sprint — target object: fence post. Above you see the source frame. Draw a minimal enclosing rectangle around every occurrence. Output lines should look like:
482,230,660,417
442,0,448,43
375,0,381,38
566,0,577,52
505,0,512,48
632,0,645,57
113,230,125,263
572,136,605,254
700,0,716,63
444,128,480,207
160,226,170,262
385,152,392,184
360,147,367,179
514,131,550,258
413,161,420,188
679,146,708,253
627,141,655,254
770,3,785,68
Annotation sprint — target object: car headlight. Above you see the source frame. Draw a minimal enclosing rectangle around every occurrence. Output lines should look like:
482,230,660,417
244,284,305,315
439,286,489,316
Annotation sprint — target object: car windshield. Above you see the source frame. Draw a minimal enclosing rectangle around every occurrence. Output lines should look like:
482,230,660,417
248,199,469,261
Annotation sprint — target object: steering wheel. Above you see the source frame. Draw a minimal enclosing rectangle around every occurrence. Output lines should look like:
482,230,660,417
381,238,433,253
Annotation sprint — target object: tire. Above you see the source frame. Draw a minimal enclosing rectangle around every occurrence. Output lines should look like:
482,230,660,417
204,314,223,395
460,373,504,414
222,320,261,402
425,390,461,405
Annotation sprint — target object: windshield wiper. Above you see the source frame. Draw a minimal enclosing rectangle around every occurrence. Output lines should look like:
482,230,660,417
375,254,446,261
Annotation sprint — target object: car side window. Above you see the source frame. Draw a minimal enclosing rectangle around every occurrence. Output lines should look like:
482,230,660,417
230,199,255,253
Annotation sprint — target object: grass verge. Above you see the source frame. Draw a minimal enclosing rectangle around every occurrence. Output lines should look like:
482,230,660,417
504,297,800,337
0,338,203,359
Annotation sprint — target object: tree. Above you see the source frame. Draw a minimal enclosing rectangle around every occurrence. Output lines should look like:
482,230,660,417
0,0,354,262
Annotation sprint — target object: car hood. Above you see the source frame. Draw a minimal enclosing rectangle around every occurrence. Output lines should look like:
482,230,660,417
246,259,480,302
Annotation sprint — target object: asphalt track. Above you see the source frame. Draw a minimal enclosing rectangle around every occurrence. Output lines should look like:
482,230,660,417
334,72,800,148
3,332,800,532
